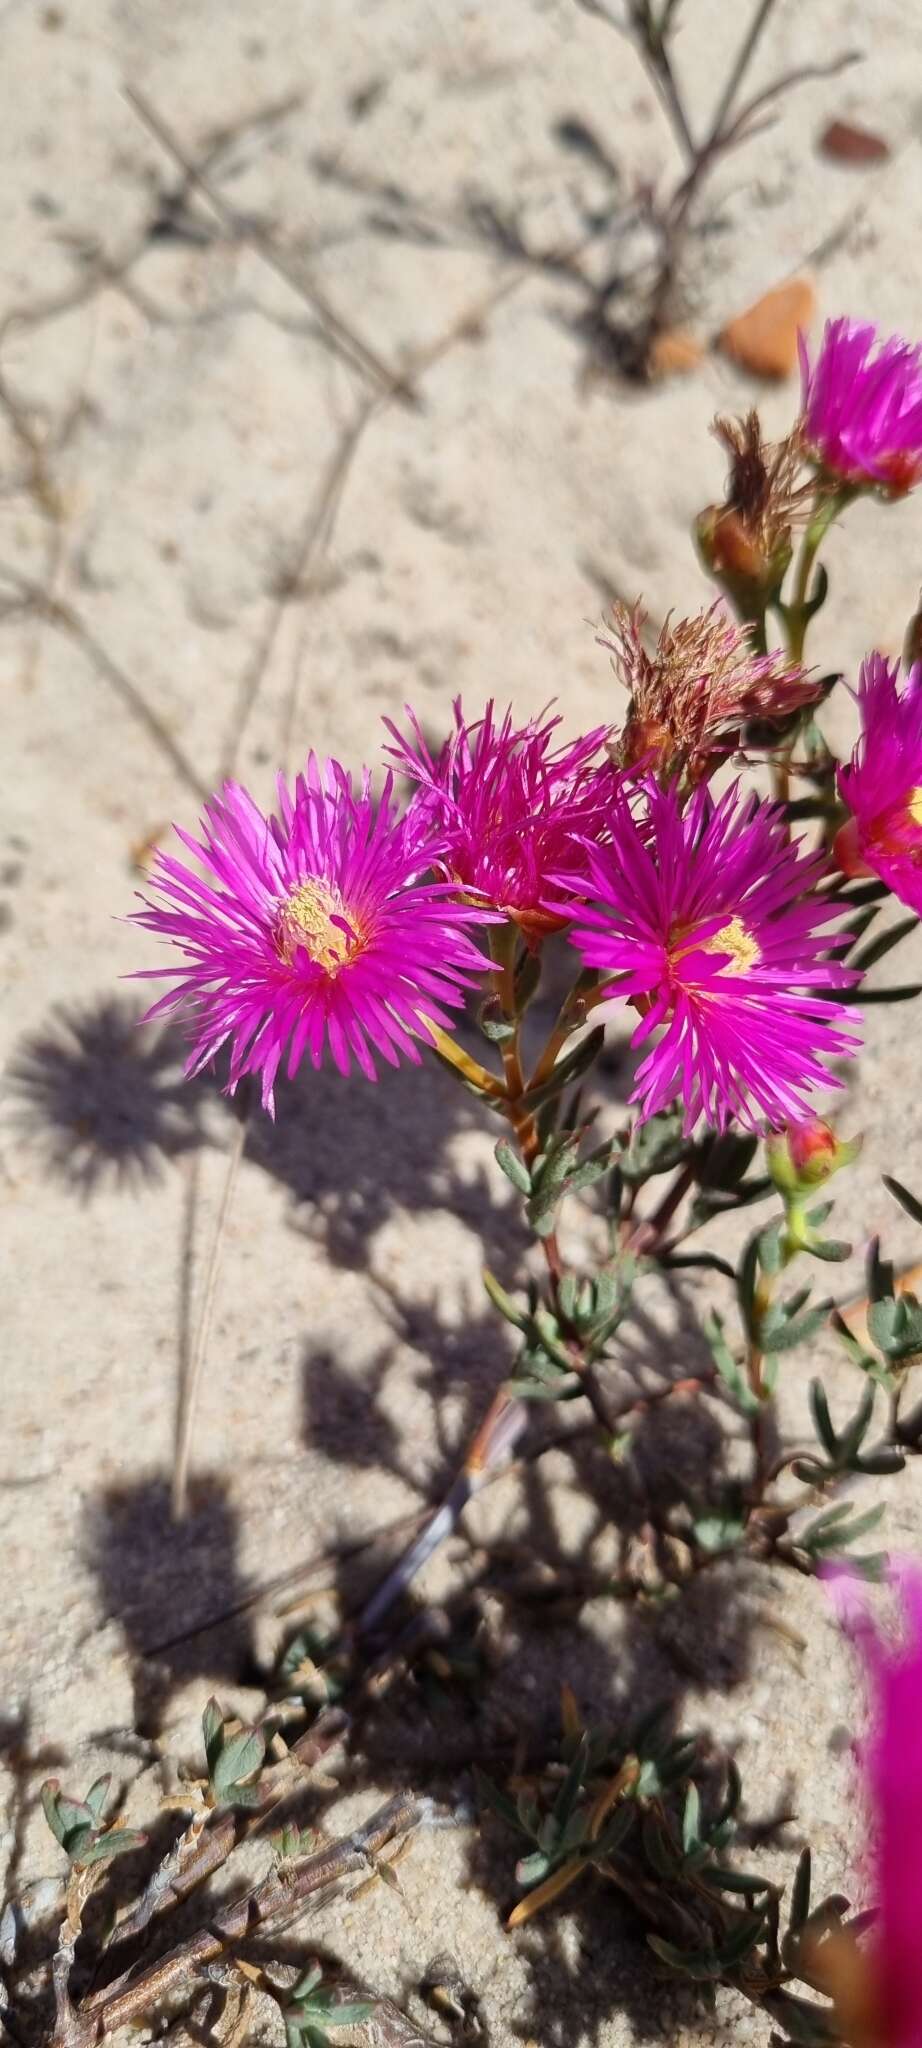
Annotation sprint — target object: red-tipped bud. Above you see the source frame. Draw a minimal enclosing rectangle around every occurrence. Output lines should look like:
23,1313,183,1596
695,505,792,613
766,1118,861,1194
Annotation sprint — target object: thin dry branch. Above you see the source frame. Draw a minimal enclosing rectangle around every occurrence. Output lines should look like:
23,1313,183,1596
102,1706,347,1957
577,0,862,363
58,1794,435,2048
123,86,413,403
0,561,208,803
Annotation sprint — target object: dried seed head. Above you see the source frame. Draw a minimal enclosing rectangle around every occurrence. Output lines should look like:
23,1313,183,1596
696,410,808,605
605,599,817,781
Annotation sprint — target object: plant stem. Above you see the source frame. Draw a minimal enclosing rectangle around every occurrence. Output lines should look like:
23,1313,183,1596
784,523,823,666
528,973,609,1094
627,1159,696,1255
425,1021,505,1098
489,923,528,1099
746,1274,775,1493
68,1796,432,2048
772,491,842,806
705,0,777,152
102,1709,347,1956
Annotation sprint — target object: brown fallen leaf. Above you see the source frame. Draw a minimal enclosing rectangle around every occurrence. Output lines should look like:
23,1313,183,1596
649,327,704,378
718,277,816,381
820,117,890,164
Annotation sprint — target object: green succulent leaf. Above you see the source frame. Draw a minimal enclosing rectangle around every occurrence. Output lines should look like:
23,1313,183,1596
620,1108,689,1186
40,1782,69,1847
681,1782,701,1856
482,1268,529,1332
84,1776,113,1823
760,1298,831,1355
703,1311,761,1415
809,1380,839,1458
701,1864,772,1897
76,1830,147,1867
494,1139,532,1196
211,1725,266,1800
291,1967,325,2003
800,1500,886,1559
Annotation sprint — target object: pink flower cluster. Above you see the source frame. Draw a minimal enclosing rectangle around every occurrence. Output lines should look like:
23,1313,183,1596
134,687,860,1130
134,314,922,1134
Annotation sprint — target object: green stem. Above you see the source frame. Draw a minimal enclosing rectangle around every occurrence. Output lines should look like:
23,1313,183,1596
773,484,853,806
528,971,610,1093
489,921,527,1101
627,1160,696,1255
747,1274,774,1495
749,608,768,656
784,521,824,666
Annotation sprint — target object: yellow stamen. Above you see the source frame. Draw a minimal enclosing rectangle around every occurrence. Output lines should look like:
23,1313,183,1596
700,913,760,975
276,878,358,971
907,786,922,826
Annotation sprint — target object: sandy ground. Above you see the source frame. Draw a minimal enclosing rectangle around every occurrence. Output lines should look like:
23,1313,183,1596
3,1,922,2043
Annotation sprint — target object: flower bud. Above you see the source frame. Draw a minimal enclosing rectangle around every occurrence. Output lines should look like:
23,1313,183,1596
766,1118,861,1194
695,505,791,616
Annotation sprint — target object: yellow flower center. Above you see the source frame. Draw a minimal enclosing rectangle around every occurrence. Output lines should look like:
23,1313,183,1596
908,786,922,826
698,914,761,976
276,878,358,971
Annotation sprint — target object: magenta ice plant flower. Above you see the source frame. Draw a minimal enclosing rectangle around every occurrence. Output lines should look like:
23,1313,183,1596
800,318,922,495
132,758,493,1113
827,1563,922,2048
384,700,615,931
563,779,860,1133
836,653,922,913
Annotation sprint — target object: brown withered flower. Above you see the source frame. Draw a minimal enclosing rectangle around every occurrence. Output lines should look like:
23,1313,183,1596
605,599,818,782
696,410,810,608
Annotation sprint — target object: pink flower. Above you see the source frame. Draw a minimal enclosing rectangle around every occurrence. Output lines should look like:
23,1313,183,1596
800,318,922,494
384,700,614,931
836,653,922,913
132,759,492,1113
828,1564,922,2048
563,779,860,1133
